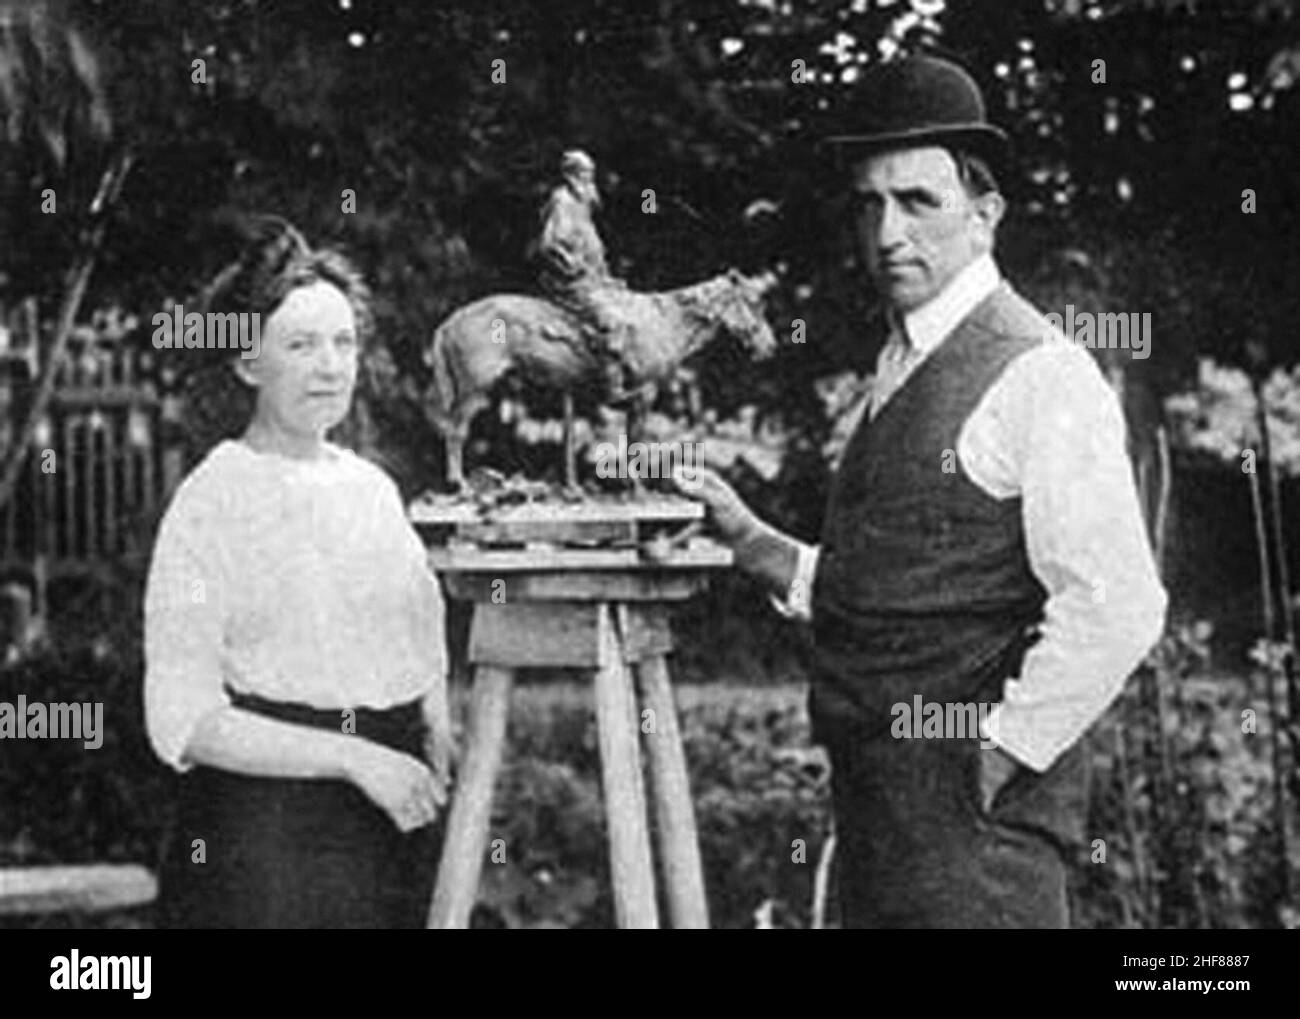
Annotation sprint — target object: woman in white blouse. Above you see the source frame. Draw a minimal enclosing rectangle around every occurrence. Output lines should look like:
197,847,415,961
144,217,451,928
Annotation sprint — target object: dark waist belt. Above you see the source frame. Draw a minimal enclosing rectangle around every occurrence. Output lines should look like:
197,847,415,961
223,685,426,760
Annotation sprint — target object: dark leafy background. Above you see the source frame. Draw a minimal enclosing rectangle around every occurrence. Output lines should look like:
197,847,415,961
4,0,1300,927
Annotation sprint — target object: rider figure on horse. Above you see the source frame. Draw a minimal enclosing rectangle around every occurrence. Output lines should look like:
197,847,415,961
533,149,634,401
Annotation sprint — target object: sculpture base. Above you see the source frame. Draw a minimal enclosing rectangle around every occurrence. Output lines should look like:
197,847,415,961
409,488,708,549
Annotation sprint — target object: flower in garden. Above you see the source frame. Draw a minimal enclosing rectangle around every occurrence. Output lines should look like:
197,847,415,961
1163,357,1300,474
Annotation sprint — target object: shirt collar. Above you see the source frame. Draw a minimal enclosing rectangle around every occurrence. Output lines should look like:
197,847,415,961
892,254,1001,354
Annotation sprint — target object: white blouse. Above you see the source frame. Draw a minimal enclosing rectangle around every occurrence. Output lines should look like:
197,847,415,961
144,439,447,772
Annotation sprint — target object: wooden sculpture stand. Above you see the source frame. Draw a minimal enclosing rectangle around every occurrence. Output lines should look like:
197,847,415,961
422,537,729,930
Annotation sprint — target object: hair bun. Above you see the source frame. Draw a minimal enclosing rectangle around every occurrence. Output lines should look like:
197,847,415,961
243,214,311,277
201,214,312,317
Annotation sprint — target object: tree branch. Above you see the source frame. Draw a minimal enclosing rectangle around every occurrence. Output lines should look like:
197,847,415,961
0,147,132,513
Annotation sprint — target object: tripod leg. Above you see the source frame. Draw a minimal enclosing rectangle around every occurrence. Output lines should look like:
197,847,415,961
593,605,658,928
636,653,709,928
427,664,513,929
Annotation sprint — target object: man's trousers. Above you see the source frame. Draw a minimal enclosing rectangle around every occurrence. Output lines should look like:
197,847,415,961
824,726,1088,929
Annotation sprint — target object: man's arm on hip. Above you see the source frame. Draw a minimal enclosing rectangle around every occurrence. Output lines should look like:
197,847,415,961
976,343,1168,772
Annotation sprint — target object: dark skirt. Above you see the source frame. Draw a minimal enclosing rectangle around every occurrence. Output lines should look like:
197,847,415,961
159,688,443,930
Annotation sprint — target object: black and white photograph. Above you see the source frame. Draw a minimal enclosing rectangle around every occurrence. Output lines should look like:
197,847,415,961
0,0,1294,987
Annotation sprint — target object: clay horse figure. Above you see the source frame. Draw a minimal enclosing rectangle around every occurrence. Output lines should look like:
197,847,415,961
425,152,778,490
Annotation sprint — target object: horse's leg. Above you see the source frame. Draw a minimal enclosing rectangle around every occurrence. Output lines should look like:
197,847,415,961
446,428,465,491
563,392,579,493
627,391,645,495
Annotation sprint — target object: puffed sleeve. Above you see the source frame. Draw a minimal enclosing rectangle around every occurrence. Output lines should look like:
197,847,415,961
143,487,231,773
402,490,448,699
371,471,448,698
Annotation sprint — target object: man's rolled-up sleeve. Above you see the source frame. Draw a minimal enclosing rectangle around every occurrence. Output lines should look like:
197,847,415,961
983,346,1168,772
769,542,820,621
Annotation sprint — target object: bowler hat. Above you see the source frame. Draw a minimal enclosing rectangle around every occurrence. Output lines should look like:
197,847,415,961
825,55,1008,165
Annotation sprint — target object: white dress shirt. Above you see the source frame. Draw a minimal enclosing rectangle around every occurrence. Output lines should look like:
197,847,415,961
868,325,917,420
144,439,448,772
781,253,1168,772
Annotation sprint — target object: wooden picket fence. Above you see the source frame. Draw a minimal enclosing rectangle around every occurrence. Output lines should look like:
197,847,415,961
0,301,171,919
0,299,183,608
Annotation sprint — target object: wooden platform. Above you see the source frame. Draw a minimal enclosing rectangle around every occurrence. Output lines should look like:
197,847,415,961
410,492,706,548
410,494,704,526
428,542,727,572
428,539,731,603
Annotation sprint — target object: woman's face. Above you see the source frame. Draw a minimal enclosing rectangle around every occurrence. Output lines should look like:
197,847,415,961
235,280,360,438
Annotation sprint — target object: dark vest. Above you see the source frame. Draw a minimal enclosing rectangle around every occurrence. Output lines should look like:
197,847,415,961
810,283,1051,739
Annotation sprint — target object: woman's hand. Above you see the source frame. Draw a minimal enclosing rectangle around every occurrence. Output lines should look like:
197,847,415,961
346,739,447,833
421,696,455,803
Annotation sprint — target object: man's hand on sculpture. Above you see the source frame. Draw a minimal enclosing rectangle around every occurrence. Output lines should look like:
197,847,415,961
669,466,761,547
670,466,800,599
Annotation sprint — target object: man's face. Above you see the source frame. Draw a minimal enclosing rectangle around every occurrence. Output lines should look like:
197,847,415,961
850,146,1003,313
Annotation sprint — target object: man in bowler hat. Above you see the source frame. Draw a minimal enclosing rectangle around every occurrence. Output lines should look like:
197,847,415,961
677,55,1167,927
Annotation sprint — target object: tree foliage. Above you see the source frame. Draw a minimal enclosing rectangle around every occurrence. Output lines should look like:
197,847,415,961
2,0,1299,507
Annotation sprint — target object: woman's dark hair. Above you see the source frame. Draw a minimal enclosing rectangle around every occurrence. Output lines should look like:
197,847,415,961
180,215,374,458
